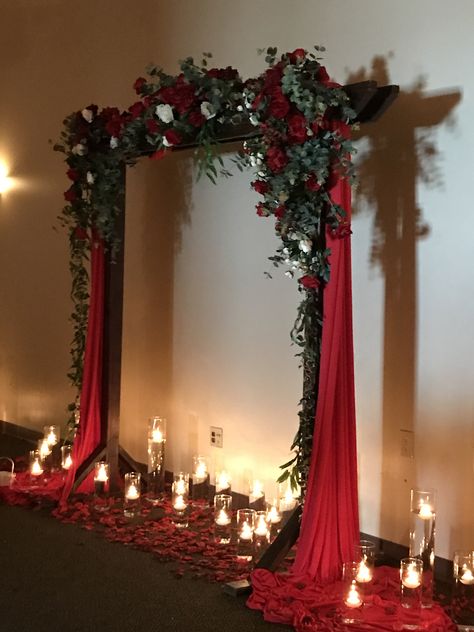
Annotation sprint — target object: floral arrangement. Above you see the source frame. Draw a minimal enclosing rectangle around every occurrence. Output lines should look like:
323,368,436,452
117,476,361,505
55,47,356,494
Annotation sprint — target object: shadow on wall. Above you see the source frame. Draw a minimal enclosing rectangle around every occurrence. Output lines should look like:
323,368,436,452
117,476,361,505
347,56,461,543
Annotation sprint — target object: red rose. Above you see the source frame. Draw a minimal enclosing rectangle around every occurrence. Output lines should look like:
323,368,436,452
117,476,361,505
256,203,269,217
288,48,306,64
188,110,206,127
310,119,320,135
158,82,196,114
146,119,160,134
263,65,284,90
207,66,239,81
274,205,286,219
133,77,147,94
129,101,145,119
287,113,307,144
64,187,77,202
164,129,182,146
251,92,264,111
67,168,80,181
299,275,320,290
305,175,321,192
266,146,288,173
251,180,268,195
101,107,124,137
317,65,330,84
150,149,167,160
268,87,290,119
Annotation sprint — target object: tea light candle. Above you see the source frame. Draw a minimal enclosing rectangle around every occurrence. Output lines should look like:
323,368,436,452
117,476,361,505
39,439,51,460
254,514,270,538
249,479,264,503
126,483,140,501
402,565,422,589
418,501,434,520
174,494,187,512
239,521,253,541
215,508,231,526
194,461,207,483
460,566,474,586
216,470,231,493
95,463,108,483
63,454,73,470
356,558,373,583
267,504,282,524
345,581,362,608
279,487,297,512
46,429,58,446
31,459,43,476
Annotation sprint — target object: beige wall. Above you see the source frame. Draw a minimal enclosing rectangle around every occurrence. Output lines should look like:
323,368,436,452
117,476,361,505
0,0,472,559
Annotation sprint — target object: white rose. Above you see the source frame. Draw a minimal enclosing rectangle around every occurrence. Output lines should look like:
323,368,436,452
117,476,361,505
162,136,173,147
237,105,243,112
86,172,95,185
282,247,289,255
81,108,94,123
72,143,86,156
110,136,119,149
250,155,263,167
155,104,174,124
200,101,216,120
299,239,312,253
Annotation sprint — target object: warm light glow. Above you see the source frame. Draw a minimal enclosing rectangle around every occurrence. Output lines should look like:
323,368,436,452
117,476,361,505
279,486,297,512
173,494,187,512
151,428,164,443
194,461,207,482
345,581,362,608
216,471,231,492
31,460,43,476
267,504,281,524
126,483,140,500
356,557,373,583
254,514,270,538
239,521,253,541
215,508,231,526
95,463,108,482
175,478,187,496
250,479,264,500
460,566,474,585
402,565,422,589
0,162,11,194
46,429,58,446
63,455,73,470
418,501,434,520
39,439,51,460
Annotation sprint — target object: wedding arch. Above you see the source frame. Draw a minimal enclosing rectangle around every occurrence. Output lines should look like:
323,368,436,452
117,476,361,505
55,47,397,580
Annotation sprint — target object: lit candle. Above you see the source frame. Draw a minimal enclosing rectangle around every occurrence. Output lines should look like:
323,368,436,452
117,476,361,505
63,455,73,470
254,514,270,538
267,504,282,524
46,429,58,446
279,487,297,512
460,566,474,586
356,558,373,583
402,565,422,589
216,471,231,492
194,461,207,483
39,439,51,460
215,508,231,526
250,479,264,503
31,460,43,476
174,494,187,512
418,502,434,520
151,428,163,443
175,479,187,496
126,483,140,501
239,521,253,541
95,463,108,483
345,581,363,608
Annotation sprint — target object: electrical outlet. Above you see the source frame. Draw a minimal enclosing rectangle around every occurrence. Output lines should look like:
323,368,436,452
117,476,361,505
400,429,414,458
210,426,223,448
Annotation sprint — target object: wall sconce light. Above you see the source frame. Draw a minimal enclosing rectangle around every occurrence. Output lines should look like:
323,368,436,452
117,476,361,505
0,162,12,194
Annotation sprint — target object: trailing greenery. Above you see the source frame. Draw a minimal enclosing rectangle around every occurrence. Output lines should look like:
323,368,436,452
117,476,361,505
55,47,356,493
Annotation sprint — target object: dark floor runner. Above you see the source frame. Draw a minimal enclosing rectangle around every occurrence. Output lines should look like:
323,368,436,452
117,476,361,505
0,504,291,632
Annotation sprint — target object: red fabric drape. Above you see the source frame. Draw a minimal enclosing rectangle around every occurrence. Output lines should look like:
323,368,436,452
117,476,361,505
60,236,105,503
292,176,359,582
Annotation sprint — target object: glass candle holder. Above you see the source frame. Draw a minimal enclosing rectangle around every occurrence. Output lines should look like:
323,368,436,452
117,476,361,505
192,455,209,501
452,550,474,626
215,470,231,495
44,425,61,471
214,493,232,543
342,562,364,625
61,445,73,471
409,488,435,607
400,557,423,623
38,437,51,461
124,471,141,518
249,479,265,510
172,474,189,528
278,482,298,513
44,425,60,447
29,449,44,480
266,500,282,527
93,461,110,511
354,540,376,584
254,510,270,555
147,416,166,502
236,508,255,560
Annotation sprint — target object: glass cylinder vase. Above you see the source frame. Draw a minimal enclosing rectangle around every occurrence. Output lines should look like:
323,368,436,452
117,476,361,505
124,471,141,518
452,550,474,626
192,455,209,501
29,449,44,481
147,416,166,503
236,508,255,561
214,493,232,543
409,488,435,607
400,557,423,629
172,472,189,528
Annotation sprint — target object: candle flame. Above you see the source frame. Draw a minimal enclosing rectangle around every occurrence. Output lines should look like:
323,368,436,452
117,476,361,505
31,460,43,476
151,428,163,443
63,455,73,470
345,581,362,608
95,463,108,482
